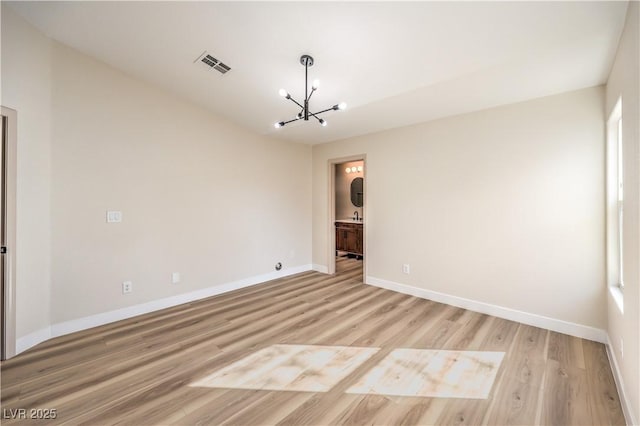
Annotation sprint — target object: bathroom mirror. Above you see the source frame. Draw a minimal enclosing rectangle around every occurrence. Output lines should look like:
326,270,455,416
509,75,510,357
350,177,364,207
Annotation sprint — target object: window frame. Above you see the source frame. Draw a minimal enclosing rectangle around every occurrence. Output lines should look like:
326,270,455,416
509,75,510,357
606,97,624,313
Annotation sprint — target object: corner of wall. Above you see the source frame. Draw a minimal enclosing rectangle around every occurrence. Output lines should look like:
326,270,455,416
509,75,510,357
2,5,54,350
606,338,638,426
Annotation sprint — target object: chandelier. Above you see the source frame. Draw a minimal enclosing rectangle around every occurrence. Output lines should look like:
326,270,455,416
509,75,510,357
274,55,346,129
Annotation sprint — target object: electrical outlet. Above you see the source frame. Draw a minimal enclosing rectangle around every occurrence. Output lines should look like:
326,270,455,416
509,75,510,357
122,281,132,294
402,264,410,274
172,272,180,284
620,337,624,359
106,210,122,223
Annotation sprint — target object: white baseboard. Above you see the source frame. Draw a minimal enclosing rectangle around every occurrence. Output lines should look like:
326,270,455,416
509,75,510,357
606,338,637,426
313,264,329,274
16,326,51,355
15,264,312,355
366,276,608,343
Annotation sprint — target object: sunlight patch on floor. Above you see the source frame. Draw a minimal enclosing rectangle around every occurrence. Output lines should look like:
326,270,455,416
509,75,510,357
190,344,379,392
346,349,505,399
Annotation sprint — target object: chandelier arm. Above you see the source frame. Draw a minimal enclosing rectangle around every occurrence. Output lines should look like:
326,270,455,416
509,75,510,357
307,113,323,124
282,116,303,125
310,106,336,115
287,96,305,110
307,87,317,103
307,110,331,126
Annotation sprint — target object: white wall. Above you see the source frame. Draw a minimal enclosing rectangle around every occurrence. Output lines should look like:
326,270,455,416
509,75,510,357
605,1,640,422
314,87,606,331
49,41,312,324
2,9,312,347
1,6,52,341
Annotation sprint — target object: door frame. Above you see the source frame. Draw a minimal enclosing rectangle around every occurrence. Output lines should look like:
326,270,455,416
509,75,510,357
327,154,367,278
1,106,17,360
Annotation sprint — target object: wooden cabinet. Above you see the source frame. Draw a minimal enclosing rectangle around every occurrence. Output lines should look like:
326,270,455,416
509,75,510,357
335,222,363,257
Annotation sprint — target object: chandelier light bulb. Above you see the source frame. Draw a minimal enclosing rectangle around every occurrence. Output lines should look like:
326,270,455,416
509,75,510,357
320,118,327,127
278,89,288,98
274,122,283,129
338,102,347,110
312,79,320,89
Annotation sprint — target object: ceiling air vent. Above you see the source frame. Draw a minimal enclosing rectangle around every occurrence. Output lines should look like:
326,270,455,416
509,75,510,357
195,51,231,75
214,62,231,74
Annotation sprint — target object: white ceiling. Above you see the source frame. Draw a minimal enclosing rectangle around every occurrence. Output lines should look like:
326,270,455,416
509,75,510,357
8,1,628,145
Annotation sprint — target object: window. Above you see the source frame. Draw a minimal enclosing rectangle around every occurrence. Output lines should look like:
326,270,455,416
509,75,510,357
616,114,624,290
607,97,624,312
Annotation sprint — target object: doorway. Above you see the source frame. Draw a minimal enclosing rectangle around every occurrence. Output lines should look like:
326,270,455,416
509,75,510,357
1,107,17,360
329,156,366,280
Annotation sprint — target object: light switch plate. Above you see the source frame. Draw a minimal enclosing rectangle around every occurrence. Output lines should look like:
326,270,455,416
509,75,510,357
107,210,122,223
172,272,180,284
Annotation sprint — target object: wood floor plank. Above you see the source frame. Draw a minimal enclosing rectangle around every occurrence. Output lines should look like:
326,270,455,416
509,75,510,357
435,398,490,426
548,331,586,370
371,397,448,426
478,318,520,352
501,325,548,385
443,312,493,350
486,375,541,425
541,359,592,426
0,258,625,425
582,339,626,425
220,390,316,426
330,394,391,425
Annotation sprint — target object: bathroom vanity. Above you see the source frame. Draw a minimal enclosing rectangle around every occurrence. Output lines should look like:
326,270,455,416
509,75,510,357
335,220,363,257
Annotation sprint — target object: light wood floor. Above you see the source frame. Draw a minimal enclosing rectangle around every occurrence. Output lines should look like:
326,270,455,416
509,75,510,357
1,257,625,425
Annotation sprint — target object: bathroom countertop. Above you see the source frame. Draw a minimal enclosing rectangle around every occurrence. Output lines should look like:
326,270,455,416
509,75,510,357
335,219,365,224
